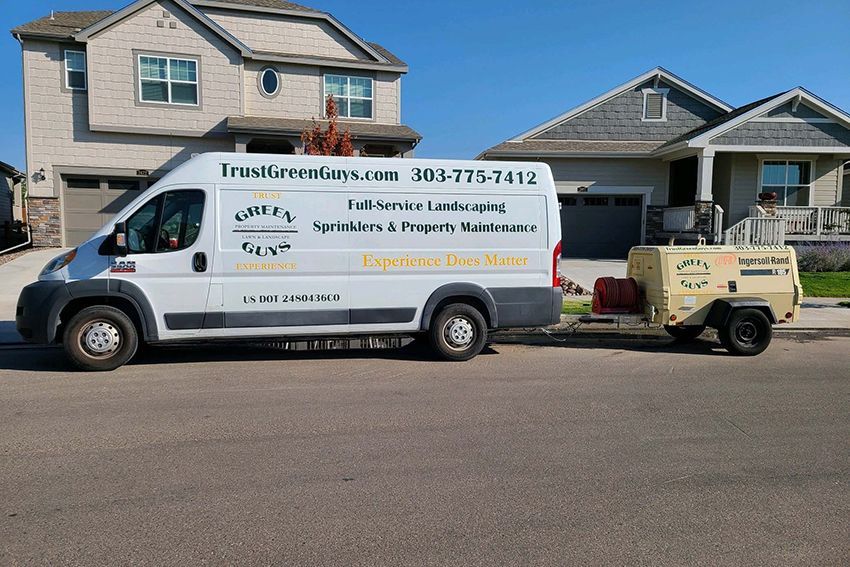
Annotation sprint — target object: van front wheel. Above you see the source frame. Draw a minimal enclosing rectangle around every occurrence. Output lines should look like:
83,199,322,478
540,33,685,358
63,306,139,371
430,303,487,362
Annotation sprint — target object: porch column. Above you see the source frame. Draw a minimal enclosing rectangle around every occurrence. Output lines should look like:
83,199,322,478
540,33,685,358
695,148,715,202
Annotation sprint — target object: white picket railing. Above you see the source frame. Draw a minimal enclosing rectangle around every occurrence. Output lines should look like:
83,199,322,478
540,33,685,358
775,206,850,235
724,217,787,245
662,206,696,231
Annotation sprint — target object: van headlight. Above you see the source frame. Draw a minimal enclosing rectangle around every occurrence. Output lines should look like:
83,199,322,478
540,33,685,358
40,249,77,275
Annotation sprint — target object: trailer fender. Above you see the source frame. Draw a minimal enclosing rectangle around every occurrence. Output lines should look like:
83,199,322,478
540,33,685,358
704,298,777,329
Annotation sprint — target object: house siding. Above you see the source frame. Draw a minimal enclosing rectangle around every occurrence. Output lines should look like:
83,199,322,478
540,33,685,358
710,121,850,147
0,174,13,225
813,158,841,207
23,38,234,199
533,80,723,142
243,62,400,124
522,157,669,206
87,0,242,134
764,101,828,119
202,8,370,60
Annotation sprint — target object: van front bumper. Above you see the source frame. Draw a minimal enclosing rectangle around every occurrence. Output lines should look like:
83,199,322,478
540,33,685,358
16,281,71,344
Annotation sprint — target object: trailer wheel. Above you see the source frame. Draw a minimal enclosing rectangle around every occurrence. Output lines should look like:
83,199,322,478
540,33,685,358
429,303,487,361
63,306,139,371
664,325,706,342
719,308,772,356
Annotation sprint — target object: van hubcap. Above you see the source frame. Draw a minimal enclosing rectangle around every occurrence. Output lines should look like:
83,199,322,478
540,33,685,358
444,316,474,350
81,321,121,356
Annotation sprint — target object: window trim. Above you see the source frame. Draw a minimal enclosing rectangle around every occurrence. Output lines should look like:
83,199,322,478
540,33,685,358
641,87,669,122
757,158,815,207
257,66,281,99
323,73,374,120
63,49,87,92
135,52,201,108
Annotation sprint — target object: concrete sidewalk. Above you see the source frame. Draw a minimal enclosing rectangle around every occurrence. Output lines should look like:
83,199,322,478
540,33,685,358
0,248,66,343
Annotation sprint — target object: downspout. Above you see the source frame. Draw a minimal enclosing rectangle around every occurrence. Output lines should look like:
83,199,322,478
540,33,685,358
0,224,31,255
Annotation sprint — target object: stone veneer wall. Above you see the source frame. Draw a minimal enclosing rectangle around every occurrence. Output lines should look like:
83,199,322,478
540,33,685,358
644,205,666,245
27,197,61,247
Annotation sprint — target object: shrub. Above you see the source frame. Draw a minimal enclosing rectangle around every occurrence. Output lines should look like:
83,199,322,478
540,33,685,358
795,244,850,272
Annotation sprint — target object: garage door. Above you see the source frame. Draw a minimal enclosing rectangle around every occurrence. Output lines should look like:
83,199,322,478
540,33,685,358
559,195,643,259
63,177,150,246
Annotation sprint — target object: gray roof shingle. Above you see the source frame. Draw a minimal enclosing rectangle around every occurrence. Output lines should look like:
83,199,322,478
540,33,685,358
11,10,113,38
198,0,320,13
228,115,422,141
480,139,665,157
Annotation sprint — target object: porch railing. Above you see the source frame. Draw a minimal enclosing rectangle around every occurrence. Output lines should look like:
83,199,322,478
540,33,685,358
775,206,850,236
662,206,696,231
724,217,787,246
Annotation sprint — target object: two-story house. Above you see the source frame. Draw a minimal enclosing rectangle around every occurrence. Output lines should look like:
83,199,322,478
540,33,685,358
479,68,850,258
12,0,420,247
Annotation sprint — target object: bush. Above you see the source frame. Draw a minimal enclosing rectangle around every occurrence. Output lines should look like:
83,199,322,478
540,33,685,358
795,244,850,272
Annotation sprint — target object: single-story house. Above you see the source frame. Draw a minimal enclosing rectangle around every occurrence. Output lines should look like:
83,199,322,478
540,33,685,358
478,67,850,258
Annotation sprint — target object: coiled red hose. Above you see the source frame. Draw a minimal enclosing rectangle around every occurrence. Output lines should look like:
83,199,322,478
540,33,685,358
592,277,640,314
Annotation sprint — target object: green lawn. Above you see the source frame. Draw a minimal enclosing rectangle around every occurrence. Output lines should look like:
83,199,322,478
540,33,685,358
562,299,592,315
799,272,850,298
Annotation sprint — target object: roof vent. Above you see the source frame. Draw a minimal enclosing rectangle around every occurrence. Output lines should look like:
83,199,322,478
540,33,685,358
50,10,55,20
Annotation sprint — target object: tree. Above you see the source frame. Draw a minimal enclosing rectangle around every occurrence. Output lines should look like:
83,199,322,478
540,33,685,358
301,95,355,156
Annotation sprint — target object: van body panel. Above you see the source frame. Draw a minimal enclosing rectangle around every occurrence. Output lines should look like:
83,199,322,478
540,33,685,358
17,153,563,349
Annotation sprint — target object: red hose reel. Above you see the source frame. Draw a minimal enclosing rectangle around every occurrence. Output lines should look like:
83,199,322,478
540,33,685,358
591,277,642,314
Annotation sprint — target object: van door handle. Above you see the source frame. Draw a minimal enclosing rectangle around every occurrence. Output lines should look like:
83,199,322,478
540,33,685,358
193,252,207,273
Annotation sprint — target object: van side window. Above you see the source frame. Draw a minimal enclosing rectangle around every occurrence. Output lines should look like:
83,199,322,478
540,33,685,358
125,190,205,254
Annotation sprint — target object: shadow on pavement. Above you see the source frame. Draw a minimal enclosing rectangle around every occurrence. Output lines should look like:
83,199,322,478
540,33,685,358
0,333,739,373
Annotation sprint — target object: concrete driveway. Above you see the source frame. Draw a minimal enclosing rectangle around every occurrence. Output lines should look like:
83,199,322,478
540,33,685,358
0,248,65,343
559,258,626,291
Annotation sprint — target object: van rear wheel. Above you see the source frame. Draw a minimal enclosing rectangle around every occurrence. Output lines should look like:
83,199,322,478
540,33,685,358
719,308,772,356
63,306,139,371
429,303,487,361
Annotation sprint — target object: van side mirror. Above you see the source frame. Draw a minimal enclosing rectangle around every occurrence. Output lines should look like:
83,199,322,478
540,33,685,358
113,221,128,257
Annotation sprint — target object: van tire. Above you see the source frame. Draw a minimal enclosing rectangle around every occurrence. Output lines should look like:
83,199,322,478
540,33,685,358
63,306,139,371
429,303,487,361
719,308,772,356
664,325,706,342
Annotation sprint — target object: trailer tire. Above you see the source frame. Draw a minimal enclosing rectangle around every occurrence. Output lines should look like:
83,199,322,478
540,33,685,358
719,308,772,356
664,325,706,342
63,306,139,371
429,303,487,361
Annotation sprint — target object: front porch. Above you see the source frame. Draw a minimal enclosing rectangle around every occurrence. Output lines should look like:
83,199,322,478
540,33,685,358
654,148,850,245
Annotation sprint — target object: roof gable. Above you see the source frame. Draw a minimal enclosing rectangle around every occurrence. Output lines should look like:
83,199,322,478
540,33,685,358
74,0,251,55
661,88,850,151
511,67,733,142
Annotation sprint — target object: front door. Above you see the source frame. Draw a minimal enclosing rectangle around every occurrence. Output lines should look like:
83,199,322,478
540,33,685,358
110,186,214,337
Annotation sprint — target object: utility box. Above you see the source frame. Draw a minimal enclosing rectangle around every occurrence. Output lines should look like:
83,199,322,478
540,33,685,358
626,245,802,355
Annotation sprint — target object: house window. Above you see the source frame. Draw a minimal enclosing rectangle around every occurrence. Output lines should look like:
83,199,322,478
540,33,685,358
139,55,198,106
761,160,812,206
642,88,669,121
324,74,373,119
259,67,280,98
64,50,87,91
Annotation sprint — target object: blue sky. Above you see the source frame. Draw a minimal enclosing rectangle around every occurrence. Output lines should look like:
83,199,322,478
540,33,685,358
2,0,849,170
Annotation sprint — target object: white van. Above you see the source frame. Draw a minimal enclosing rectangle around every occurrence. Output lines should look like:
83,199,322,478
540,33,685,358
17,154,563,371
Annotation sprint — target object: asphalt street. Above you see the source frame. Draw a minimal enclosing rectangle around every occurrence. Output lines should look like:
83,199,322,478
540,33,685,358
1,334,848,566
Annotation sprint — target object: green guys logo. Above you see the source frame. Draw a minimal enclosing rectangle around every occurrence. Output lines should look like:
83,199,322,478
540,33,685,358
676,257,711,290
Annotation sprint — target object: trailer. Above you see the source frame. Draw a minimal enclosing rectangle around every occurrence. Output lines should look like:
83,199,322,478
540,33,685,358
586,244,802,355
